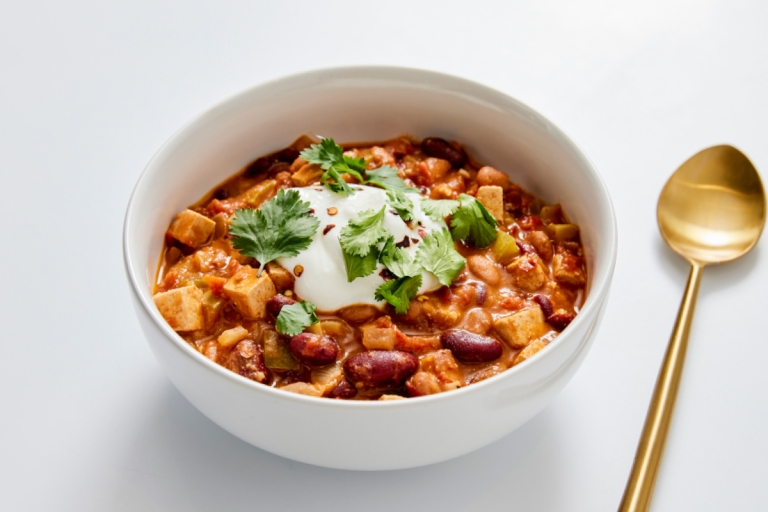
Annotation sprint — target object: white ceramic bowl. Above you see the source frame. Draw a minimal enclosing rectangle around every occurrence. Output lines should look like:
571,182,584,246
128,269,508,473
123,66,617,471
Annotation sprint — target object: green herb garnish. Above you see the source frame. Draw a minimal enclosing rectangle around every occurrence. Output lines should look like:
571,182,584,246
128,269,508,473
450,194,499,248
367,165,418,194
339,206,389,257
421,198,460,221
386,190,415,221
275,300,319,337
230,189,320,275
374,275,423,315
342,246,380,282
417,229,466,286
380,237,421,278
300,138,413,195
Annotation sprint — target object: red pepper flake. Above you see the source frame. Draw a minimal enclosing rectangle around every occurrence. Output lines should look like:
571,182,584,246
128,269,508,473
410,237,419,244
418,228,427,239
395,236,411,248
308,208,315,215
323,224,336,235
327,207,338,216
293,265,304,277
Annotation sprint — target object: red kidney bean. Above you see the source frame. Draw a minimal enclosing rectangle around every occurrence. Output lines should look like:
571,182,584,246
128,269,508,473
533,294,554,318
245,157,272,176
421,137,466,168
225,340,272,384
475,282,487,306
289,333,339,366
267,294,296,317
548,311,576,331
328,379,358,399
344,350,419,389
440,330,502,363
273,148,300,163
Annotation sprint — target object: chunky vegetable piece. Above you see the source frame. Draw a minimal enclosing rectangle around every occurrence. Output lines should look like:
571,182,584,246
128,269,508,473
154,136,588,400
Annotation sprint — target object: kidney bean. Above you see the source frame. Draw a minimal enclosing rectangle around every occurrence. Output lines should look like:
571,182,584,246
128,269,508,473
267,294,296,317
329,379,358,399
289,333,339,366
225,340,272,384
273,147,300,163
344,350,419,389
533,294,554,318
421,137,466,168
245,157,272,176
548,311,576,331
440,329,502,363
474,282,487,306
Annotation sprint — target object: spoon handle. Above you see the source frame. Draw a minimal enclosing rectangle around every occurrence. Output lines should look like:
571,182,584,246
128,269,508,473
618,263,704,512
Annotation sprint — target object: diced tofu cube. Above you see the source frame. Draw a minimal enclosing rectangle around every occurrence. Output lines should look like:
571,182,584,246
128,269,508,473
153,285,204,331
506,254,548,292
280,382,323,397
265,262,295,292
493,307,550,349
223,266,276,320
291,163,324,187
167,209,215,248
476,185,504,222
218,326,249,347
512,338,549,366
240,180,276,208
552,253,587,287
361,316,397,350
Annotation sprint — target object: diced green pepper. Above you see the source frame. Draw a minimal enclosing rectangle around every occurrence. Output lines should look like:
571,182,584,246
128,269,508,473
491,231,520,265
263,330,300,371
201,291,226,330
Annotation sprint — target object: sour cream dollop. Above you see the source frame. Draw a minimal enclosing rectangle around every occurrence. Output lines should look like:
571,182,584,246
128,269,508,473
277,186,446,311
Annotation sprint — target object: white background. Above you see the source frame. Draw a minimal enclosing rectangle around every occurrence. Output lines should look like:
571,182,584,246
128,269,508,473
1,1,766,510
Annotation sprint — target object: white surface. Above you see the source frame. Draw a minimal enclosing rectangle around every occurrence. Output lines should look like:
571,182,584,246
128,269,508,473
1,0,766,509
123,66,616,470
279,186,445,310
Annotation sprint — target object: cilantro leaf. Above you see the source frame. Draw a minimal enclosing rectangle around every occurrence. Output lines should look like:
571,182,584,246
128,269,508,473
366,165,416,194
450,194,499,248
230,189,320,274
275,300,319,337
342,246,380,282
301,139,416,195
386,190,415,221
320,166,355,195
379,237,421,278
374,275,423,315
421,199,460,221
338,206,388,257
301,138,364,196
417,228,466,286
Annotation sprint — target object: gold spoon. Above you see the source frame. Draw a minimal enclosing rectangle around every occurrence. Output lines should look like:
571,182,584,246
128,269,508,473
619,145,765,512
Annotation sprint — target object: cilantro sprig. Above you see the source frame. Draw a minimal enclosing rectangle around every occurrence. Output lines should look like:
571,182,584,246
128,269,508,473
386,190,415,221
374,275,423,315
417,229,466,286
300,138,415,196
421,195,498,248
229,189,320,275
276,300,319,337
451,194,499,247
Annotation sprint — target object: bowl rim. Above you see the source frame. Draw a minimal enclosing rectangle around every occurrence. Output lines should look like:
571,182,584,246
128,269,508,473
123,65,618,409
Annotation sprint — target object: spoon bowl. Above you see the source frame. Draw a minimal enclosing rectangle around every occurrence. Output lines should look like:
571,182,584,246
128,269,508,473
657,145,766,264
620,145,765,512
